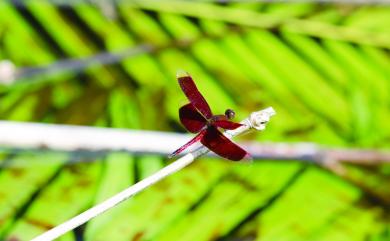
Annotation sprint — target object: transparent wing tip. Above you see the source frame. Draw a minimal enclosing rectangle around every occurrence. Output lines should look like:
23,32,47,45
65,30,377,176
238,154,253,163
176,69,189,79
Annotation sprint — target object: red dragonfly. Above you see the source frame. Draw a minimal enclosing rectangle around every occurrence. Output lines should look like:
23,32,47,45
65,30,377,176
169,72,251,161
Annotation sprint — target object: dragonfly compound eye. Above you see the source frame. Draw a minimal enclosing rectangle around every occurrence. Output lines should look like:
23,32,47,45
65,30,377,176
225,109,235,119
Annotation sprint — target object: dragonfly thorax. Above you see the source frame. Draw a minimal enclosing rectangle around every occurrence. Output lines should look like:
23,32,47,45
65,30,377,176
207,110,235,127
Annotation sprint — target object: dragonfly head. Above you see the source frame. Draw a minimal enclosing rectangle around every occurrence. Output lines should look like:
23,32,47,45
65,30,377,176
225,109,235,120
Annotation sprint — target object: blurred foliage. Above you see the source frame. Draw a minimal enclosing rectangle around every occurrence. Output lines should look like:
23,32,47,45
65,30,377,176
0,1,389,241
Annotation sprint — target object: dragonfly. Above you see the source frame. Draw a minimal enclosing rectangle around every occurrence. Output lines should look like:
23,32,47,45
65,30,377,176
169,71,251,161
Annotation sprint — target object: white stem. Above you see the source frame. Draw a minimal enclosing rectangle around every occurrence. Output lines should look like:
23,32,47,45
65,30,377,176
0,121,189,154
30,153,195,241
30,107,275,241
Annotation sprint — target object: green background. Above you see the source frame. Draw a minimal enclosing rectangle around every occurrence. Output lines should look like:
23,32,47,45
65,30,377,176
0,1,389,240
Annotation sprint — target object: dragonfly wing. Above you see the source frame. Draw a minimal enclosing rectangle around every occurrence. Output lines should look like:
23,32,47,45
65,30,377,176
179,104,207,133
214,120,243,130
169,131,205,158
201,126,250,161
177,71,212,119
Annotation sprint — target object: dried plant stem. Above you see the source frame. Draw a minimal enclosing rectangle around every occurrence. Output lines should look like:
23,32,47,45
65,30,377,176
30,153,196,241
0,121,388,167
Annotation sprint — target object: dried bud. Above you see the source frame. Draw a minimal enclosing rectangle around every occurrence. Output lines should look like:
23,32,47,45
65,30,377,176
249,107,276,130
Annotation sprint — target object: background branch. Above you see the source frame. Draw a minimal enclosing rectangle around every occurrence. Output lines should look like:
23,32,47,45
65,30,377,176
0,121,388,167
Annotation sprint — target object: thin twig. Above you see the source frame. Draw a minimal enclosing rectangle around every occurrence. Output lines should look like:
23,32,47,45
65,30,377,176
0,121,388,167
243,142,390,165
0,121,188,153
16,45,154,80
30,107,276,241
31,153,195,241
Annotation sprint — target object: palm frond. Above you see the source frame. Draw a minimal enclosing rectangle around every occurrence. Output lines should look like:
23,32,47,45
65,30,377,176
0,1,389,241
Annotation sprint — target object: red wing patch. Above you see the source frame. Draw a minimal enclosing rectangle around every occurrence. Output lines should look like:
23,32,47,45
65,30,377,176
201,126,250,161
178,74,212,119
179,103,207,133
